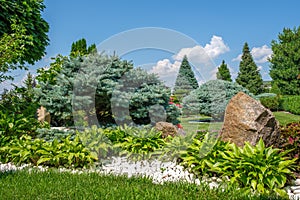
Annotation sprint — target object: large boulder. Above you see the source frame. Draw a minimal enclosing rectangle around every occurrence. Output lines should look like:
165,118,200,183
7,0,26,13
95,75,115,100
219,92,280,147
155,122,179,138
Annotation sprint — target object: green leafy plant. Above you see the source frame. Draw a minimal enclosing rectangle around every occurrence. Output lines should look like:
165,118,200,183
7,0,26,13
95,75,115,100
0,135,97,168
180,136,227,177
278,122,300,172
77,125,120,161
281,96,300,115
207,139,295,196
259,96,281,111
113,125,166,160
35,128,76,142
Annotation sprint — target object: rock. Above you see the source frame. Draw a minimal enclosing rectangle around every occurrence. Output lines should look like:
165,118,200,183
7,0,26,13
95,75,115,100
291,186,300,192
219,92,280,147
155,122,179,138
37,106,51,124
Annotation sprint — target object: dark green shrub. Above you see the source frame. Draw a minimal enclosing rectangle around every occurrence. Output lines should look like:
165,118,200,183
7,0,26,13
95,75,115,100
259,96,281,111
0,135,97,168
182,79,252,120
281,96,300,115
35,128,76,142
278,122,300,172
0,74,47,138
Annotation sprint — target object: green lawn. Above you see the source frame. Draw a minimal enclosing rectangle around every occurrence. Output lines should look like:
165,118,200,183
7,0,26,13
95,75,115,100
180,112,300,133
0,170,285,200
273,111,300,126
180,116,223,134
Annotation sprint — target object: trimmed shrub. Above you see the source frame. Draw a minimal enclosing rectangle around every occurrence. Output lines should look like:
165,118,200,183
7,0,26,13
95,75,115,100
281,96,300,115
182,80,252,120
259,96,281,111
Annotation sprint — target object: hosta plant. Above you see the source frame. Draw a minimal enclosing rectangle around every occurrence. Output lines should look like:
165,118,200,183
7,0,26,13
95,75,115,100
0,135,97,168
77,125,120,161
207,139,296,196
113,125,166,161
180,133,227,177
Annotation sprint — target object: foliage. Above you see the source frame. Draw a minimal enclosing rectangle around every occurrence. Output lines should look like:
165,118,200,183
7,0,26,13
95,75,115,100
278,122,300,172
155,132,196,162
281,96,300,115
269,26,300,95
113,125,166,160
0,73,46,138
207,139,295,196
70,38,97,58
181,137,295,197
35,128,76,142
180,135,227,177
0,170,286,200
36,53,179,127
182,79,251,120
112,68,178,125
77,125,119,160
0,135,97,168
173,55,198,102
259,96,281,111
0,0,49,82
236,43,264,95
36,55,68,85
216,60,232,82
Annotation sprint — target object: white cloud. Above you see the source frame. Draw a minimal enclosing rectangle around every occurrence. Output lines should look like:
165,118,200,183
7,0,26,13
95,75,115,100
251,45,272,63
150,35,229,86
232,45,272,64
204,35,230,58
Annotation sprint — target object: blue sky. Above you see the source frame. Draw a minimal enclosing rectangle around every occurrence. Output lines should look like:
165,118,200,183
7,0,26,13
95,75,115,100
3,0,300,90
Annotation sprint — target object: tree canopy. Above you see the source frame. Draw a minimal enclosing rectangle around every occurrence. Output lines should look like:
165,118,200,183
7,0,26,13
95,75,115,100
269,26,300,95
0,0,49,82
236,43,264,95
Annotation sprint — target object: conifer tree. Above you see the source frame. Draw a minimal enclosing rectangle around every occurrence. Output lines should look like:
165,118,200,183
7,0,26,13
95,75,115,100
173,55,198,102
269,27,300,95
236,43,263,95
216,60,232,82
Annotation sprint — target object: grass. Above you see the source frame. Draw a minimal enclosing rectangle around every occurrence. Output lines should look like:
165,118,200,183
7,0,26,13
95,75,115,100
179,116,223,134
180,112,300,133
0,169,286,200
273,111,300,126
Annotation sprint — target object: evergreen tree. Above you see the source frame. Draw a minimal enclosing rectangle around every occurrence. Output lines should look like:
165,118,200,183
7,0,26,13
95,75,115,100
216,60,232,81
269,27,300,95
236,43,264,95
70,38,97,57
173,55,198,102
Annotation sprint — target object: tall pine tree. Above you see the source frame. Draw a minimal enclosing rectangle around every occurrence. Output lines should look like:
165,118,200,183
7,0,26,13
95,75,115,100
236,43,263,95
269,27,300,95
173,55,198,102
216,60,232,81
